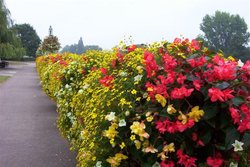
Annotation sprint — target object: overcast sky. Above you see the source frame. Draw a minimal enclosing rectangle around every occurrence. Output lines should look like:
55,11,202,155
5,0,250,49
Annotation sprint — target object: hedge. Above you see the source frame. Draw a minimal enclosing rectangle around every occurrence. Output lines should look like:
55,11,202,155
36,38,250,167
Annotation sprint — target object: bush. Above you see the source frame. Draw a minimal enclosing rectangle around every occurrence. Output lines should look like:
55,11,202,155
36,38,250,167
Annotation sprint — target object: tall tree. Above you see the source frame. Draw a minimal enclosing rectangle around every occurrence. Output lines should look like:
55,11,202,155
0,0,25,60
13,23,41,57
37,26,60,55
200,11,250,61
77,37,84,54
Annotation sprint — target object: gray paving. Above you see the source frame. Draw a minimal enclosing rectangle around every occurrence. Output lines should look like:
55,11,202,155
0,63,76,167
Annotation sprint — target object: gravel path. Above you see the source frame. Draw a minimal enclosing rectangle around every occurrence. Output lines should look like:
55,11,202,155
0,62,76,167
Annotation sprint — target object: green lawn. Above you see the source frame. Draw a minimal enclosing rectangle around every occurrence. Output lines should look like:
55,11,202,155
0,75,10,84
8,61,27,65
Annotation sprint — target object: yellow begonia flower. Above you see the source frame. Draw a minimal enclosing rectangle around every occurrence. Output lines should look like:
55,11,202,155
155,94,166,107
134,140,141,149
167,104,177,114
130,121,149,139
131,89,137,94
119,98,127,106
147,87,153,92
188,106,204,122
130,135,136,141
104,123,118,139
119,142,126,149
158,151,168,161
163,143,175,153
92,156,96,161
136,97,141,101
146,97,151,101
228,56,235,61
158,143,175,161
146,116,154,122
106,153,128,167
178,111,188,124
143,145,158,153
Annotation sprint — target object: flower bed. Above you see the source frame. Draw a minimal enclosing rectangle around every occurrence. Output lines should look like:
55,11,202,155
36,38,250,167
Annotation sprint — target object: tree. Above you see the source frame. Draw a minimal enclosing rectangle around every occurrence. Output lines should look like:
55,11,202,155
13,23,41,57
200,11,250,61
77,37,85,54
0,0,25,60
37,26,60,56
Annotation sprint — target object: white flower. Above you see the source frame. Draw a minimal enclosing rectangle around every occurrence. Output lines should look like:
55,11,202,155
95,161,102,167
78,89,84,94
134,75,143,82
152,162,161,167
237,59,244,67
119,71,127,77
118,119,126,127
65,84,70,89
232,140,244,152
136,65,143,71
143,92,148,98
229,162,238,167
105,112,115,121
83,84,89,90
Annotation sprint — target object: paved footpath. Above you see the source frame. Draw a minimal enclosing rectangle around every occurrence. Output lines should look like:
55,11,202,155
0,63,76,167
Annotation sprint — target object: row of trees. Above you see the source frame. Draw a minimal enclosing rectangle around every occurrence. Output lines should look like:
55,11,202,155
199,11,250,62
13,24,41,58
0,0,25,60
61,37,102,54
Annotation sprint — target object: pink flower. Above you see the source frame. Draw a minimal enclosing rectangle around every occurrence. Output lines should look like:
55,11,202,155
193,80,202,91
155,118,194,134
162,53,177,71
144,52,158,78
222,89,234,101
206,156,223,167
177,149,197,167
171,86,194,99
173,38,181,44
127,45,137,53
241,60,250,76
116,51,124,62
229,107,240,124
188,39,200,51
160,161,175,167
212,54,225,66
177,74,186,84
99,75,114,88
100,68,107,75
238,119,250,133
208,87,224,102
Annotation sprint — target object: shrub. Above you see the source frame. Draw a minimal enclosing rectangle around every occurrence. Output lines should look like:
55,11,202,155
36,38,250,167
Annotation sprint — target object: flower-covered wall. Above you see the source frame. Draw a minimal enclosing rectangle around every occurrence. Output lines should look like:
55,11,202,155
36,38,250,167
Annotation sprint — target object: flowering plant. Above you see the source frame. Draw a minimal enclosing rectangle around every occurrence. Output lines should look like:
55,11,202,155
36,38,250,167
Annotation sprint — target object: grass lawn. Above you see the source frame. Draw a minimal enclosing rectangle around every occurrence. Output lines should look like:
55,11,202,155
8,61,27,65
0,75,10,84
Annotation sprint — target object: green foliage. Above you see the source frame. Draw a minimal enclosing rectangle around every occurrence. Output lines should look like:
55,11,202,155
0,0,25,60
200,11,250,62
12,23,41,57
